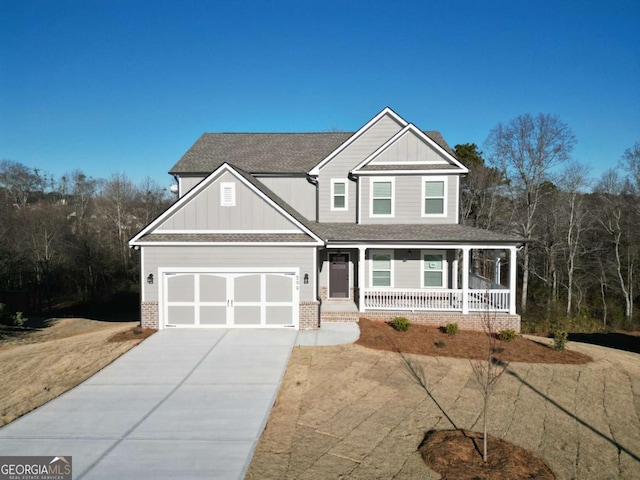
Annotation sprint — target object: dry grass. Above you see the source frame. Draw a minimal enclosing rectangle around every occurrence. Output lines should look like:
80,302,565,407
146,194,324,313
357,318,592,364
0,318,152,427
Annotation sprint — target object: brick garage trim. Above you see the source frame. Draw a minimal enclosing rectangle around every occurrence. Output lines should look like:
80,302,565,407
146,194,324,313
360,311,521,332
299,301,320,330
141,301,159,329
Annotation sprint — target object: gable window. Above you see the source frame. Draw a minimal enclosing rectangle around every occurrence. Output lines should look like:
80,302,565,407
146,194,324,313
371,177,394,216
422,176,447,216
220,182,236,206
371,251,393,287
422,250,446,288
331,179,348,211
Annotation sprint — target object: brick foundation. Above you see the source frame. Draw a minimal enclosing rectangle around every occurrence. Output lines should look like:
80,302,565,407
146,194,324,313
141,301,159,329
359,311,521,332
299,301,320,330
321,311,360,323
320,287,356,302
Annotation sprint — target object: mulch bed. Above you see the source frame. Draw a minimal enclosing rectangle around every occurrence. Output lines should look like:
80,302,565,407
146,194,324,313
107,326,156,343
357,318,592,364
419,429,555,480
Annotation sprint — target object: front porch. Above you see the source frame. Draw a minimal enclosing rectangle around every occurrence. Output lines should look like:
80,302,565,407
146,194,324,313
318,244,520,330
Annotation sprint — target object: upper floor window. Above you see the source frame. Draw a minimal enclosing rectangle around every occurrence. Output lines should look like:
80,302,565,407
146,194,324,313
371,177,394,217
220,182,236,206
422,176,447,216
331,179,348,211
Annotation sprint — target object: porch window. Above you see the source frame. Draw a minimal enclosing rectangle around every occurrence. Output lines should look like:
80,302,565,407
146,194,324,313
422,176,447,216
422,250,446,288
331,179,348,211
371,251,393,287
371,178,394,216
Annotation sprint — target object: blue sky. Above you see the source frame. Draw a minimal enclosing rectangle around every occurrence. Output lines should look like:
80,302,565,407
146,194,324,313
1,0,638,188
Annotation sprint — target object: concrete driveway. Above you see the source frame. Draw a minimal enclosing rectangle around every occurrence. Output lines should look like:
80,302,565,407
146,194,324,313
0,326,359,479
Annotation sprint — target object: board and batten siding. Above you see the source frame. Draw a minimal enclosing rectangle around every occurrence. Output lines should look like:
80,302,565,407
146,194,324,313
256,176,316,221
365,249,456,289
178,176,205,197
157,171,298,231
318,113,403,223
369,130,449,165
360,175,458,224
143,245,316,302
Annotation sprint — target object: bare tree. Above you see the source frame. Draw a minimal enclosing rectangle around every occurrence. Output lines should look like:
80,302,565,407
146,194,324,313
557,162,591,316
485,113,576,313
470,313,509,463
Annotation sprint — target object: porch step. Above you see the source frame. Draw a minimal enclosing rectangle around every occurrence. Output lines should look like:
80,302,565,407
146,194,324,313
321,311,360,323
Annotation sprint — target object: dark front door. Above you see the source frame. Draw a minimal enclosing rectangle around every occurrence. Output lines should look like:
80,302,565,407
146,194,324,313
329,253,349,298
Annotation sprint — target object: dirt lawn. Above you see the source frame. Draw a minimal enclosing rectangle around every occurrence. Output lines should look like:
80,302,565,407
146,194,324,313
247,332,640,479
0,318,146,427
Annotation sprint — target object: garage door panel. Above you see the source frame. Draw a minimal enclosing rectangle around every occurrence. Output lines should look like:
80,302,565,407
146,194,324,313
234,275,261,302
167,275,194,302
266,274,292,302
163,271,297,328
234,306,261,325
200,275,227,302
200,306,227,325
266,306,292,325
168,305,196,325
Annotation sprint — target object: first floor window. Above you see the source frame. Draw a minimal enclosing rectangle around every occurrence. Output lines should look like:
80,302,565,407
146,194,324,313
422,251,445,287
371,251,392,287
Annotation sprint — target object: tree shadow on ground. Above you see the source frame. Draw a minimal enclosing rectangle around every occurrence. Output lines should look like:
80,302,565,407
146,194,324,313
507,369,640,464
569,332,640,355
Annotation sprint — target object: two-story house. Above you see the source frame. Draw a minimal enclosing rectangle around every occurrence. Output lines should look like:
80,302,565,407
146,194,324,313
129,108,523,331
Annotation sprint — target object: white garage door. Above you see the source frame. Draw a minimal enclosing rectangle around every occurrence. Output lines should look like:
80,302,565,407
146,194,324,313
161,270,299,329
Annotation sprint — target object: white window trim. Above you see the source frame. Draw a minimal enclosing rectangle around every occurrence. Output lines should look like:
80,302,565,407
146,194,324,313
421,176,448,217
370,177,395,217
421,250,447,288
330,179,348,211
369,250,394,288
220,182,236,207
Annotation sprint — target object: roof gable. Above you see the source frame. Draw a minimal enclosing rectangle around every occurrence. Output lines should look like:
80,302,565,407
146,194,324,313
308,107,408,175
351,124,469,175
130,164,322,245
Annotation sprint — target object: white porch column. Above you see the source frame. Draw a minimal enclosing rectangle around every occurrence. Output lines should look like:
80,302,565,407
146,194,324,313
358,246,366,312
494,250,501,285
462,247,470,314
509,246,517,315
452,254,459,290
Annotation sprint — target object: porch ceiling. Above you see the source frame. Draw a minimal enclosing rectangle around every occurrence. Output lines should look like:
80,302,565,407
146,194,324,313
312,223,524,245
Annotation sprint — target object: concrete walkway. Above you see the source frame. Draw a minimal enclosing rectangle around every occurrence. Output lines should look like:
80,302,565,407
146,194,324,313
0,324,359,479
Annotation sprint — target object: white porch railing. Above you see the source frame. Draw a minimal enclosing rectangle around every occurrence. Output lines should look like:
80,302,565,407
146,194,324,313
363,288,510,312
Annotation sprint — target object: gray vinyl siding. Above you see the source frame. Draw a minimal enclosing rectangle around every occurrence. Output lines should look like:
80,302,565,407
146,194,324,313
365,249,456,289
143,245,315,302
318,113,403,222
157,171,298,231
369,130,449,165
178,176,205,197
257,176,316,221
360,175,458,224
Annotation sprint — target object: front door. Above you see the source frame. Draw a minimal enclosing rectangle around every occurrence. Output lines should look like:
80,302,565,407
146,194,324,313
329,253,349,298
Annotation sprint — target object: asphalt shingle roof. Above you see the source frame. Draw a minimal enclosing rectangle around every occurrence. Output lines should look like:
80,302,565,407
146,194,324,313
169,131,456,174
310,223,524,244
137,233,317,243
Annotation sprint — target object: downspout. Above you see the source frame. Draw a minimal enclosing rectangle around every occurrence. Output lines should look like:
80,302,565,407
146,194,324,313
349,172,359,224
306,174,319,222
